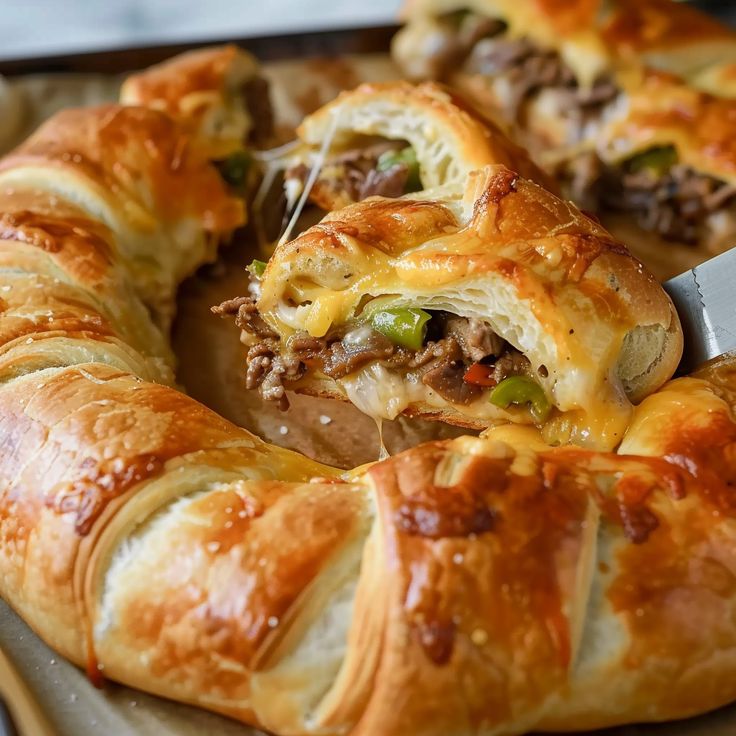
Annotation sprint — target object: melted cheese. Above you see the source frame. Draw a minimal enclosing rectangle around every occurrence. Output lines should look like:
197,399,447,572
251,159,282,255
304,292,348,338
250,139,317,254
278,111,340,247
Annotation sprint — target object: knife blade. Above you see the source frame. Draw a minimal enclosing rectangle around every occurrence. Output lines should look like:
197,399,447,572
663,248,736,374
0,699,18,736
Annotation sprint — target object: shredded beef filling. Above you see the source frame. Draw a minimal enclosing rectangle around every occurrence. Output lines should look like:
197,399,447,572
421,11,618,126
600,164,736,243
564,154,736,243
215,296,531,408
284,140,411,206
422,11,736,243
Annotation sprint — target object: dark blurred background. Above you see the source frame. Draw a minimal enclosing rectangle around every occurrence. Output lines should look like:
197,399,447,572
697,0,736,23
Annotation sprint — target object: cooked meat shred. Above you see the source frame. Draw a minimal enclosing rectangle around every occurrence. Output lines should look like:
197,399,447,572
244,338,304,410
416,338,482,405
412,10,736,242
466,37,575,117
489,349,531,384
442,315,505,363
289,328,396,379
602,164,736,242
563,154,736,244
360,165,411,199
405,12,506,81
415,11,618,127
284,140,409,206
242,75,274,147
218,298,535,408
212,295,277,339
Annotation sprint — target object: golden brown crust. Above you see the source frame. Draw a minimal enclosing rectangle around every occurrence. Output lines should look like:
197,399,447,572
356,374,736,733
0,97,344,734
599,69,736,185
0,187,173,371
121,45,261,157
258,165,682,450
0,105,243,236
1,46,735,736
0,104,244,325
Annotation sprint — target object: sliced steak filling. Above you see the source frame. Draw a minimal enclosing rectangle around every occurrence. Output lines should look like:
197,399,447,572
413,10,619,132
215,296,533,409
284,140,419,209
564,150,736,246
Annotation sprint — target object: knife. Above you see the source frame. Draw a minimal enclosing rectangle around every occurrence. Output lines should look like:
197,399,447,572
663,248,736,374
0,699,18,736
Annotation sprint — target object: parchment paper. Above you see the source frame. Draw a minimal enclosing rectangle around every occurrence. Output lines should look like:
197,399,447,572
0,52,734,736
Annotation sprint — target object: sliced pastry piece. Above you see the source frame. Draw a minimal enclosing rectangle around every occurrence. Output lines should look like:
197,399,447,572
0,105,244,327
251,80,553,249
121,44,273,157
121,45,272,207
393,1,736,255
216,165,682,451
393,0,736,114
576,70,736,257
281,80,553,212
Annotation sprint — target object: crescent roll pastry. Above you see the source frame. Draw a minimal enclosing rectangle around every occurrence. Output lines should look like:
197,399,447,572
220,165,682,450
3,52,736,736
585,70,736,255
121,44,273,157
280,80,554,216
393,1,736,254
0,105,243,328
394,0,736,91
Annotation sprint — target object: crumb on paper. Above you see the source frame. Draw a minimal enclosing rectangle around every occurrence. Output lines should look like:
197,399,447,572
319,414,332,425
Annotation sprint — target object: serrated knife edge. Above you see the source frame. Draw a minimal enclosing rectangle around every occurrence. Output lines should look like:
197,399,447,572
663,248,736,374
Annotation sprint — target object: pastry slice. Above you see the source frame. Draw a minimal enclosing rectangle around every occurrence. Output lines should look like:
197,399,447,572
121,44,273,209
216,165,682,450
121,44,273,156
249,80,553,248
281,80,553,212
393,0,736,255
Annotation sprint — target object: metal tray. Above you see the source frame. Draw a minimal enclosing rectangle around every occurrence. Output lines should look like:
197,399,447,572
0,24,398,76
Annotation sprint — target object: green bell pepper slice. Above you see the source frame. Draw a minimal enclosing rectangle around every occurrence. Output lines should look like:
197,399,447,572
247,259,267,278
218,151,252,188
626,145,678,176
489,375,551,423
370,307,432,350
376,146,422,193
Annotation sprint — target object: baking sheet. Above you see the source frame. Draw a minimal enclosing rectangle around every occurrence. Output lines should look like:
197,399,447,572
0,41,735,736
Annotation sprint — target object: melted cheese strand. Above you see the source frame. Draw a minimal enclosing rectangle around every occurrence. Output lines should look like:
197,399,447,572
251,138,301,162
251,159,282,255
278,110,340,247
